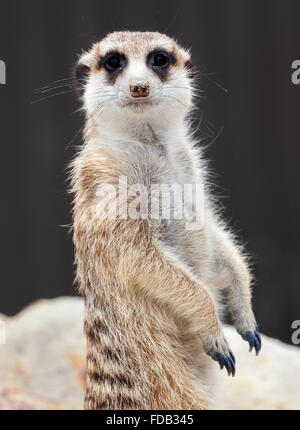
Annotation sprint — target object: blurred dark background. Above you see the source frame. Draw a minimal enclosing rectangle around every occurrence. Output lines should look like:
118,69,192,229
0,0,299,344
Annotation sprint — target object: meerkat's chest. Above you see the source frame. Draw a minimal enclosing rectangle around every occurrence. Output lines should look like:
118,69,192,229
141,150,211,277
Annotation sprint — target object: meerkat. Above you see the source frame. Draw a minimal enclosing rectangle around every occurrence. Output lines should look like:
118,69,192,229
70,31,261,410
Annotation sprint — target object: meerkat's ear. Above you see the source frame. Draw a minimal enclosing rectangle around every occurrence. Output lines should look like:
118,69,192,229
179,47,193,73
74,51,93,96
184,58,193,71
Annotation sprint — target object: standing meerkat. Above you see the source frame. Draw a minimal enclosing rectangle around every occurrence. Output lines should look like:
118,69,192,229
70,31,261,410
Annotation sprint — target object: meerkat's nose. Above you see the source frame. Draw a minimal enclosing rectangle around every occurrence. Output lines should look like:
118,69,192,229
130,81,150,98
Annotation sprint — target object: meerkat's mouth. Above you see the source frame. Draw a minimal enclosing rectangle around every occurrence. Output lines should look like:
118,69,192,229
122,100,158,109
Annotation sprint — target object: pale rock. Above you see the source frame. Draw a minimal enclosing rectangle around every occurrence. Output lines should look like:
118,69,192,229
0,297,299,410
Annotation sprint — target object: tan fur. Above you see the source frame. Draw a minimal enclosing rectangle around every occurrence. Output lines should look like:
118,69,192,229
70,31,259,410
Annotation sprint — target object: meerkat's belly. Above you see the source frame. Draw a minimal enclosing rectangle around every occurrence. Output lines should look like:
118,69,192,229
125,145,217,296
152,161,215,288
157,219,213,283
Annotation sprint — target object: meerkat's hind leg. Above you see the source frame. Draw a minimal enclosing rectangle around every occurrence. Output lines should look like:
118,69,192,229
128,239,237,377
200,333,236,377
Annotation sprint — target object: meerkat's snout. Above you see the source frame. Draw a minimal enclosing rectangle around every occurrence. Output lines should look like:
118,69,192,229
130,81,151,98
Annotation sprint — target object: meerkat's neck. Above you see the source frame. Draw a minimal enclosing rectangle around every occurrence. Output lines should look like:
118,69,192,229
87,110,188,144
84,112,203,191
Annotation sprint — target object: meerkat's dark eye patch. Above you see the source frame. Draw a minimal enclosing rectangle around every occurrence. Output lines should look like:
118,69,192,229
147,50,176,80
99,51,127,82
74,63,91,96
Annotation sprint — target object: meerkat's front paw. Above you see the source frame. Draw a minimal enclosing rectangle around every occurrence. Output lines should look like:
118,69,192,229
235,318,262,355
242,325,262,355
200,331,236,377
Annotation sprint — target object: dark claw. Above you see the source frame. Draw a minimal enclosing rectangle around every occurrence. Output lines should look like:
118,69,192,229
245,328,262,356
209,350,236,377
227,356,236,377
215,352,225,370
223,354,235,377
229,349,236,364
245,330,255,352
254,327,262,355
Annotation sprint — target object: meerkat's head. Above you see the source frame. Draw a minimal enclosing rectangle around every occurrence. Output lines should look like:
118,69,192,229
75,31,193,127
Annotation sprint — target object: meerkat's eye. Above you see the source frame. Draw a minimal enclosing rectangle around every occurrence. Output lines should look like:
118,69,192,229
153,53,170,68
104,54,124,71
148,50,171,70
147,50,175,79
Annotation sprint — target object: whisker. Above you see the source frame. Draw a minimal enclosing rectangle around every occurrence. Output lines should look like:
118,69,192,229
206,126,224,147
93,96,118,114
161,94,191,110
200,75,228,93
163,8,180,33
31,89,75,104
36,78,76,92
65,125,85,151
39,82,77,94
163,85,203,93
